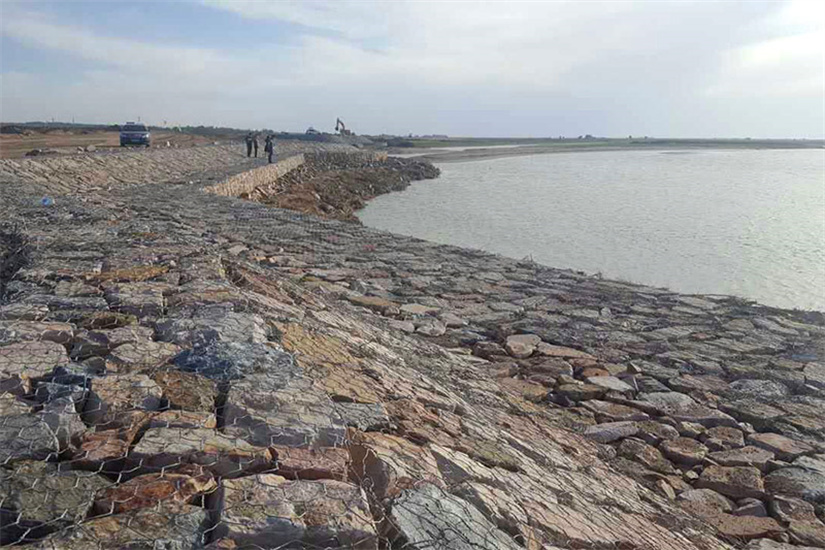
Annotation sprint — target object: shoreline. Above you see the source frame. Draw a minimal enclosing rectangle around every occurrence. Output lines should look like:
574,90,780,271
1,144,823,549
390,141,825,163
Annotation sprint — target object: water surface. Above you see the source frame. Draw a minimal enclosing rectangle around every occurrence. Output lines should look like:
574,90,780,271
359,149,825,311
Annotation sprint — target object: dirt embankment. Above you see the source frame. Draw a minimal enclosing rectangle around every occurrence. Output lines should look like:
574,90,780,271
247,153,440,222
0,128,229,159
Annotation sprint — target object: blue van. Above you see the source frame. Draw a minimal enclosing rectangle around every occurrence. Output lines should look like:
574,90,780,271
120,122,151,147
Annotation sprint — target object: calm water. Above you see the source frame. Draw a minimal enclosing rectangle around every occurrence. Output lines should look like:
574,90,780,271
359,149,825,311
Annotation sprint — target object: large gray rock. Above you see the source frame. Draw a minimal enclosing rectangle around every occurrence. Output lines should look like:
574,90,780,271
0,461,109,545
214,475,378,548
103,282,165,317
584,421,639,444
765,467,825,503
0,394,83,463
803,362,825,390
677,488,735,513
0,341,69,396
173,341,289,381
639,392,738,428
388,483,520,550
725,379,790,401
155,307,268,348
128,427,275,478
223,371,345,447
24,502,207,549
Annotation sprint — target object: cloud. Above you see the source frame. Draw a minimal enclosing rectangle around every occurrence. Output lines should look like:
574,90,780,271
1,1,823,136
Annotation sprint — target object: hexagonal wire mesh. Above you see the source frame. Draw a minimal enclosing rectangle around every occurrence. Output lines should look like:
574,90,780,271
3,145,818,550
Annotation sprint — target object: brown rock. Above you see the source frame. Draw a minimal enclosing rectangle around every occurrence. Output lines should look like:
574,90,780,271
107,340,181,372
73,429,132,472
499,377,548,403
581,400,650,422
702,426,745,451
84,374,162,428
505,334,540,358
270,445,350,480
92,469,217,515
346,294,397,314
536,343,596,360
696,465,765,499
677,488,735,513
618,438,677,474
530,358,573,377
708,446,775,472
581,367,610,378
153,370,217,412
661,437,708,466
711,514,785,540
555,383,607,402
148,410,217,429
348,430,443,499
214,475,378,548
635,420,681,445
129,427,276,478
748,432,815,462
26,501,206,549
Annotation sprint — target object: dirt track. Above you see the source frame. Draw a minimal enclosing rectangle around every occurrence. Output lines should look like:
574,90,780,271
0,129,224,159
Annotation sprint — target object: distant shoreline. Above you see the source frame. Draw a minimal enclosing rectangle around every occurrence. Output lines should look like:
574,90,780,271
388,139,825,163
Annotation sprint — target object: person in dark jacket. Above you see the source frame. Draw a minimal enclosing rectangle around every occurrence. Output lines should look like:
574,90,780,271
264,135,275,164
245,133,253,157
252,134,259,157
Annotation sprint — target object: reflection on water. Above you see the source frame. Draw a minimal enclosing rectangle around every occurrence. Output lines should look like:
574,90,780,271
359,149,825,311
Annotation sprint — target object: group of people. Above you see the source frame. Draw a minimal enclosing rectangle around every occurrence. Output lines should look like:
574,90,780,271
244,132,276,163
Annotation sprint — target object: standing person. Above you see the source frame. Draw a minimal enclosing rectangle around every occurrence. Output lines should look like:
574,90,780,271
252,134,259,158
245,133,253,157
264,135,275,164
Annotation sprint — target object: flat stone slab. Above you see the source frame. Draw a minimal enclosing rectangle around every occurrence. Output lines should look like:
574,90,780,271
660,437,708,466
173,341,291,381
764,467,825,503
708,446,775,472
388,483,520,550
0,340,69,395
0,394,84,463
0,461,109,544
748,432,814,462
155,309,268,347
214,475,378,548
586,375,635,393
129,427,275,477
696,465,764,499
223,370,345,448
535,343,595,360
584,421,639,443
24,502,207,549
84,374,162,428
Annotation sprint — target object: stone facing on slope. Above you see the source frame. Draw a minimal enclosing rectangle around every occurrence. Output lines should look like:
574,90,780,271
0,147,823,549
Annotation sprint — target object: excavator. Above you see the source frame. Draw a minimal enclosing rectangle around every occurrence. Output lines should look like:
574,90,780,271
335,118,353,136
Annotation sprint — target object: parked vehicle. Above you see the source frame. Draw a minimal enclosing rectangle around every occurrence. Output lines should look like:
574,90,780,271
120,122,150,147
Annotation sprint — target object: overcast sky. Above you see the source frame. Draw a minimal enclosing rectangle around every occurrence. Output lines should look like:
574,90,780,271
1,0,823,138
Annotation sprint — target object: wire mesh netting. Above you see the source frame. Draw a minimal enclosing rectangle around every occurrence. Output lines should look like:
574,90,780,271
1,145,823,550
